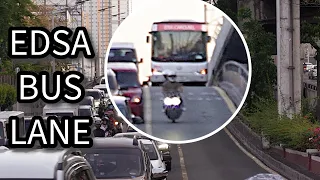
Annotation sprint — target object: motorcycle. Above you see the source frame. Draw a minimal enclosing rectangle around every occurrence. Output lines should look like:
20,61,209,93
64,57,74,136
162,92,183,123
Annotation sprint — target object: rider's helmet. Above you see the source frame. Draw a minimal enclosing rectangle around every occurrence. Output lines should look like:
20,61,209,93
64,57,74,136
163,70,177,82
94,117,102,126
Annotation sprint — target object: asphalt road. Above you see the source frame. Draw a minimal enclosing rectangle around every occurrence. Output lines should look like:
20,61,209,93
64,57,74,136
167,130,268,180
135,86,234,141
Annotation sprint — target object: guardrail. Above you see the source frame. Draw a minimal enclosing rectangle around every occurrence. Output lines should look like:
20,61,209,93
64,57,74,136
214,60,248,107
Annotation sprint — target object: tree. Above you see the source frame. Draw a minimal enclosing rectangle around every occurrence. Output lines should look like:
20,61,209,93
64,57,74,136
0,84,17,111
301,18,320,120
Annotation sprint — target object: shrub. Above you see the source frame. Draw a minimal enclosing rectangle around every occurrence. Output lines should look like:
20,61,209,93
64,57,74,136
0,84,17,110
244,99,319,151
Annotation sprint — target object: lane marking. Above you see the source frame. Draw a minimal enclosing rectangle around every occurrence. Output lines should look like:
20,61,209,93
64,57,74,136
213,86,282,176
143,87,153,135
177,145,189,180
224,128,281,176
212,86,237,113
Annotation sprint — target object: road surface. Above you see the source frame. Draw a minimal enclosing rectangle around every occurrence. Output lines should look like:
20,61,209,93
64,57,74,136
136,86,234,141
167,130,269,180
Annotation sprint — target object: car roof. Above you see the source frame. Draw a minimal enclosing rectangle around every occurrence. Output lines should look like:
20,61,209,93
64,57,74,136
0,111,24,118
107,62,138,71
88,137,141,149
93,84,107,89
78,105,92,109
111,42,135,49
83,96,94,100
85,88,101,92
0,148,80,179
106,69,116,76
43,103,78,109
112,96,128,104
139,139,153,145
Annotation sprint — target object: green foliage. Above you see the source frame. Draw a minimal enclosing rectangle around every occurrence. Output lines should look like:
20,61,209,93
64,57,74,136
15,62,50,73
244,99,319,151
238,8,277,111
0,84,17,111
0,0,40,60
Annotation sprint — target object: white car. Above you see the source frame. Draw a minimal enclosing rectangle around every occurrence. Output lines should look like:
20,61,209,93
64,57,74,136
308,66,317,79
139,139,167,178
0,148,95,180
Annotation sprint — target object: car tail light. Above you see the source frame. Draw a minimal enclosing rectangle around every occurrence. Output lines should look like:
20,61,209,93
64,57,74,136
199,69,207,75
131,96,141,103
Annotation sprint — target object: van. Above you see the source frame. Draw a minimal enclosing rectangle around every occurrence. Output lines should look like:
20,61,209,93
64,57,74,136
43,103,79,117
108,42,143,66
0,111,24,146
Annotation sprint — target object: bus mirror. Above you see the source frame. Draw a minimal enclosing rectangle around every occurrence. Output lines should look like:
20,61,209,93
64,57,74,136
146,36,150,43
206,36,212,42
140,58,143,63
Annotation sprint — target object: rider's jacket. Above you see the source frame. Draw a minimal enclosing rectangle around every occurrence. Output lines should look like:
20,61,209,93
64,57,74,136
162,81,183,96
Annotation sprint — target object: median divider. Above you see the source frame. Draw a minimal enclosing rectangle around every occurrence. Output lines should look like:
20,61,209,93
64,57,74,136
226,116,316,180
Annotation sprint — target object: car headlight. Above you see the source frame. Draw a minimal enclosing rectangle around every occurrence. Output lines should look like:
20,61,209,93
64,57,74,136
114,121,119,125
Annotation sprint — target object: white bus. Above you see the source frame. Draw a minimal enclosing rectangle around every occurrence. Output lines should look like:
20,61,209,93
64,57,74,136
146,20,212,86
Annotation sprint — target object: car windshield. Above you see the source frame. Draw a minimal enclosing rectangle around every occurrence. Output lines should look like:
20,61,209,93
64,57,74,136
108,48,137,63
80,98,93,106
79,109,92,116
151,31,207,62
114,71,140,89
142,143,159,160
84,148,143,179
85,91,102,100
0,122,4,139
108,75,117,91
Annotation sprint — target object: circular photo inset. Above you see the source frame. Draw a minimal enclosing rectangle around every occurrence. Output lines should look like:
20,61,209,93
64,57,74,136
104,0,252,144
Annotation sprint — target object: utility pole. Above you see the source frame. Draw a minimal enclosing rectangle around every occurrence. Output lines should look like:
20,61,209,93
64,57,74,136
276,0,301,118
51,14,56,73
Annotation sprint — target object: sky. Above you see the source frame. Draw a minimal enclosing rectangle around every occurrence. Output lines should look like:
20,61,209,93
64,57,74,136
106,0,225,82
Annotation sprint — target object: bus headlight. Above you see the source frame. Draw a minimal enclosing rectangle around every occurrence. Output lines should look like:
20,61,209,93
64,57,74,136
199,69,207,75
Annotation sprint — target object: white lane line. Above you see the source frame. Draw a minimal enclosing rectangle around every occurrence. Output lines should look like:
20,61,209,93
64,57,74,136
143,87,152,135
177,145,189,180
213,86,281,175
224,128,281,176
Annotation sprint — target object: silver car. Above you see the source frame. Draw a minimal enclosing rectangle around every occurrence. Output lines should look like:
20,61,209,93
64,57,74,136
308,65,317,79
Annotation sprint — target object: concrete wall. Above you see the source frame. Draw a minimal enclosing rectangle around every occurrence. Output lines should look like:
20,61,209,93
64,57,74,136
207,16,234,84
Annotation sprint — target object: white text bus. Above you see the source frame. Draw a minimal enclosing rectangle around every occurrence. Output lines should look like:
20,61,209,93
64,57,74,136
146,20,211,86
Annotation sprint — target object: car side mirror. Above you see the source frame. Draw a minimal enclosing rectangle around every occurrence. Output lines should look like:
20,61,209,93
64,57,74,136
206,35,212,42
152,167,168,180
146,36,150,43
140,58,143,63
132,116,143,124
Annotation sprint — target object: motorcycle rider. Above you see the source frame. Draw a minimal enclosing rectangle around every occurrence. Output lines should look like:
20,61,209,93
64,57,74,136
162,70,185,111
93,119,106,137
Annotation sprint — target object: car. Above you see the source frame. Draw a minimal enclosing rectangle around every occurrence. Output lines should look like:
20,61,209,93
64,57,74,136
85,89,104,109
81,137,168,180
108,62,144,120
79,96,95,107
78,105,95,116
114,132,172,171
308,65,317,79
139,138,167,178
108,42,143,66
113,95,144,126
0,148,95,180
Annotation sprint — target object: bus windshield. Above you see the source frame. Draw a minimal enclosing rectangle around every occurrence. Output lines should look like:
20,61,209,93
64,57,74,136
151,31,207,62
108,48,138,63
